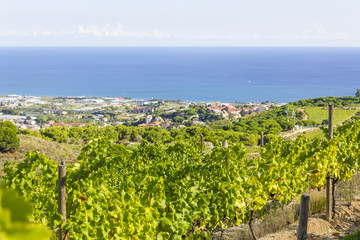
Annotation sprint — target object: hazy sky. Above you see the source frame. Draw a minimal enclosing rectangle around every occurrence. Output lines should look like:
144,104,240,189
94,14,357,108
1,0,359,46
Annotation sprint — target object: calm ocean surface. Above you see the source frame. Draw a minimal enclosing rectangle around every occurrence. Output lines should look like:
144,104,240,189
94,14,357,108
0,47,359,103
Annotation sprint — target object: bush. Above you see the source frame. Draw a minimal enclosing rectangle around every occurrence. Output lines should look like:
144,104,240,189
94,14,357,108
0,122,20,153
343,230,360,240
238,133,258,146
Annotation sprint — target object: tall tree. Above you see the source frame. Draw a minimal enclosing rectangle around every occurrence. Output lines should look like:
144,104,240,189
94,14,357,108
0,121,20,153
356,89,360,97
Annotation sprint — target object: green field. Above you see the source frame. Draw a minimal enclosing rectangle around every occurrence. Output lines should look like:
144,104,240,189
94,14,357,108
304,107,358,125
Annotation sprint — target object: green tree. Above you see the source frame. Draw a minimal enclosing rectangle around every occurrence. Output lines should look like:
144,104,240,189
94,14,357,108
1,108,20,115
356,89,360,97
0,121,20,153
173,116,185,123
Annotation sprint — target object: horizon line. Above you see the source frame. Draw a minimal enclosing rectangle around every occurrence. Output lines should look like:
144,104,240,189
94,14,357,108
1,45,360,48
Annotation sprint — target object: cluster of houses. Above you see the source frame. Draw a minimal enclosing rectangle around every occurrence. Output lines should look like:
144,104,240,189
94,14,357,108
0,115,40,131
132,107,153,114
137,115,173,128
0,94,285,131
207,103,267,119
0,95,45,108
41,121,89,128
206,101,284,119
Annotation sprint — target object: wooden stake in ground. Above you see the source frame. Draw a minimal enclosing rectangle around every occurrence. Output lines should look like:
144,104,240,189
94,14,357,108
261,132,264,147
326,176,333,221
326,104,334,221
58,160,67,240
223,139,228,148
201,135,204,153
297,195,310,240
328,104,334,140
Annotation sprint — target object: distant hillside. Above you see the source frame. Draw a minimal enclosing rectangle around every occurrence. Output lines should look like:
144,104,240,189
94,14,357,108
0,135,81,169
290,96,360,107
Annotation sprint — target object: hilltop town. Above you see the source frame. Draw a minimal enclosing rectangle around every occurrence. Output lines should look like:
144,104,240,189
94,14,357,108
0,94,285,131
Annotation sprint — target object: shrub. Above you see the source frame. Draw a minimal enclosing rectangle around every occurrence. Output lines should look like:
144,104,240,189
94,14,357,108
343,230,360,240
0,122,20,153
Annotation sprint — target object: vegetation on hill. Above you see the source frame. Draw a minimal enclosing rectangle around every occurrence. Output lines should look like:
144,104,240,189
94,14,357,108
16,97,360,148
0,135,81,168
160,105,224,123
290,96,360,107
210,105,315,140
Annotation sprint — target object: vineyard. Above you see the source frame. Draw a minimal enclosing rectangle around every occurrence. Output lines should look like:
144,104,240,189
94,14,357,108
304,107,358,125
2,109,360,239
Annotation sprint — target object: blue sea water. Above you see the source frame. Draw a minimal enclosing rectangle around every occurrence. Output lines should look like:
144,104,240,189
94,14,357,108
0,47,359,103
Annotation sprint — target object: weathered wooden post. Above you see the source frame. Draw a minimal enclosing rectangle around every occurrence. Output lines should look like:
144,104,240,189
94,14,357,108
201,135,204,153
260,132,264,147
326,104,334,221
58,160,67,240
326,175,333,221
223,139,228,148
328,104,334,140
297,195,310,240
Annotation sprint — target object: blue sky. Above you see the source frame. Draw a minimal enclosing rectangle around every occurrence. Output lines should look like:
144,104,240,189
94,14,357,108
0,0,359,46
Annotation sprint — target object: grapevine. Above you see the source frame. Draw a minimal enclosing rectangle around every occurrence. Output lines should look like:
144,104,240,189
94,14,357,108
3,120,360,239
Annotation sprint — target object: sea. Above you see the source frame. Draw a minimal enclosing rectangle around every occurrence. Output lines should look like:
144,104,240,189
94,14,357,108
0,47,359,103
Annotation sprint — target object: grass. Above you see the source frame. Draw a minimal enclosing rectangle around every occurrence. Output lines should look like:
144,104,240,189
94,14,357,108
337,173,360,206
308,189,327,215
304,107,358,125
0,135,81,170
213,189,327,240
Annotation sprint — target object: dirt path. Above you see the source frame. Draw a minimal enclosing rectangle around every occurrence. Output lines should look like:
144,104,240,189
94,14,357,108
281,127,316,138
298,108,309,120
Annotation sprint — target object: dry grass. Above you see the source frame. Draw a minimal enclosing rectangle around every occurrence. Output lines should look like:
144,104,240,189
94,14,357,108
253,190,325,239
0,135,81,170
212,173,360,239
337,173,360,206
253,202,300,239
213,189,327,240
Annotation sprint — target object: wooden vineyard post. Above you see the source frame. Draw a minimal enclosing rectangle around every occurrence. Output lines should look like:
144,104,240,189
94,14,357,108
201,135,204,153
223,139,228,148
326,176,333,221
260,132,264,147
326,104,334,221
297,195,310,240
58,160,67,240
328,104,334,140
